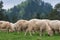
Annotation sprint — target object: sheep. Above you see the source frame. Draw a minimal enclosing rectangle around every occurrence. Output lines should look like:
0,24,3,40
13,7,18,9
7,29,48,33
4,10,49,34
48,20,60,34
14,20,29,33
0,21,11,32
41,19,53,36
24,19,39,36
25,19,53,36
8,23,15,32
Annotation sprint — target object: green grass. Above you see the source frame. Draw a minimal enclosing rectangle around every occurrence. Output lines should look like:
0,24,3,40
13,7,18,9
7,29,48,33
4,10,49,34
0,31,60,40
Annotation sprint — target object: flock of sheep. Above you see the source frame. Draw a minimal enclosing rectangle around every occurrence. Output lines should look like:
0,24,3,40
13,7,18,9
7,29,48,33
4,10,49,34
0,19,60,36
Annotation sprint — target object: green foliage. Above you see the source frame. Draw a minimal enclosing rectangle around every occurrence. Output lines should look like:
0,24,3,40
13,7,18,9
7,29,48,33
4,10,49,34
1,0,60,22
48,3,60,20
55,3,60,9
0,1,8,21
6,0,52,22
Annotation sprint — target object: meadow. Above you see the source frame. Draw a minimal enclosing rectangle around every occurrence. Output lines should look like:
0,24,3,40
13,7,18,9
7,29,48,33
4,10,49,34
0,31,60,40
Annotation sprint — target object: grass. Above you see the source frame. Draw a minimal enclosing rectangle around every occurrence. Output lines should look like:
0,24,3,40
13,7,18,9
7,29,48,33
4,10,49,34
0,31,60,40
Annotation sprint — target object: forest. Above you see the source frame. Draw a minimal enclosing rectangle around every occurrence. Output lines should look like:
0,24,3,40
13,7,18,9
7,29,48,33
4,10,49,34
0,0,60,23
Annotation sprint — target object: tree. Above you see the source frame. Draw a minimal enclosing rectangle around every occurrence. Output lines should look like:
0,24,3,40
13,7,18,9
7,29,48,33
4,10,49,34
0,1,7,20
48,3,60,20
7,0,53,22
55,3,60,9
0,1,4,20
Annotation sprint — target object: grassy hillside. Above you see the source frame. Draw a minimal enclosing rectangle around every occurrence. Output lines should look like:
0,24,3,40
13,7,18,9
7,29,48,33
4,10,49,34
0,31,60,40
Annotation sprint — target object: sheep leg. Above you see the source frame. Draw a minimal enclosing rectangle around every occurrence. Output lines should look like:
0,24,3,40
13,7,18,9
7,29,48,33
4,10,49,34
40,29,43,36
